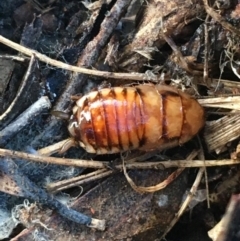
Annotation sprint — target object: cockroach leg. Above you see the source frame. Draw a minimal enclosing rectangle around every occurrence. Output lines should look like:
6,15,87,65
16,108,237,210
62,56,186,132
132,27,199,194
71,95,82,101
51,110,70,120
59,138,77,154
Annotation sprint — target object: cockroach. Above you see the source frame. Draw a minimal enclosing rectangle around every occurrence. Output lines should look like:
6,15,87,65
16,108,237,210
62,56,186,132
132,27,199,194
65,84,204,154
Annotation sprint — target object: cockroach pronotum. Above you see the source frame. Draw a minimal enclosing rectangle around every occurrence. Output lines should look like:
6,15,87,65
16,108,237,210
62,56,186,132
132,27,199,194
63,84,204,154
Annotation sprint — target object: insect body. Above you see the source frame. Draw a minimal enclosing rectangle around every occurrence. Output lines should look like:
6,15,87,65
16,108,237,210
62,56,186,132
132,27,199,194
68,84,204,154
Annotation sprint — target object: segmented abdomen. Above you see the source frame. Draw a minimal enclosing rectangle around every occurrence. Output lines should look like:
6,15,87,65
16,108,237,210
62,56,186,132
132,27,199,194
68,85,204,154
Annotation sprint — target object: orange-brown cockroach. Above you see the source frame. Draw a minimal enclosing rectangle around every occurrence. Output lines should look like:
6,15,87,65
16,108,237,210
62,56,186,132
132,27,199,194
67,84,205,154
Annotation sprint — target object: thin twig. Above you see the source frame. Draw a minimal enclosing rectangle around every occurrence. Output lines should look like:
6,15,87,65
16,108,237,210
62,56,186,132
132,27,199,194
47,169,113,193
0,148,106,168
0,148,240,169
0,35,158,82
0,96,51,146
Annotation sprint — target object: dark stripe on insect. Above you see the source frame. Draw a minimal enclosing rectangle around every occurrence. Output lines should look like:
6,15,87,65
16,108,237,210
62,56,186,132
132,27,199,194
82,97,89,109
122,88,133,148
161,93,169,140
178,92,193,143
120,88,129,149
109,88,123,151
162,91,180,98
110,88,123,151
81,97,97,147
135,87,146,147
155,87,164,141
73,115,81,139
98,90,111,151
133,89,140,146
178,92,185,144
93,91,107,150
87,102,98,150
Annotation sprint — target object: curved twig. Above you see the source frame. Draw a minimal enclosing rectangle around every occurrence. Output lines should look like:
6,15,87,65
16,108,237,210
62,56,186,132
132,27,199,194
0,35,159,82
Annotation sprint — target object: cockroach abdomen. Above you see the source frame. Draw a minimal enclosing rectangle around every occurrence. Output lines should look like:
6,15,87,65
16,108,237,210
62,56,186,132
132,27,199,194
68,84,205,154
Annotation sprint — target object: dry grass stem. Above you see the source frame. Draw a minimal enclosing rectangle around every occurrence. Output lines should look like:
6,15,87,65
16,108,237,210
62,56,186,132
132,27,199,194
198,95,240,154
123,166,185,193
198,96,240,110
204,113,240,153
122,150,198,193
